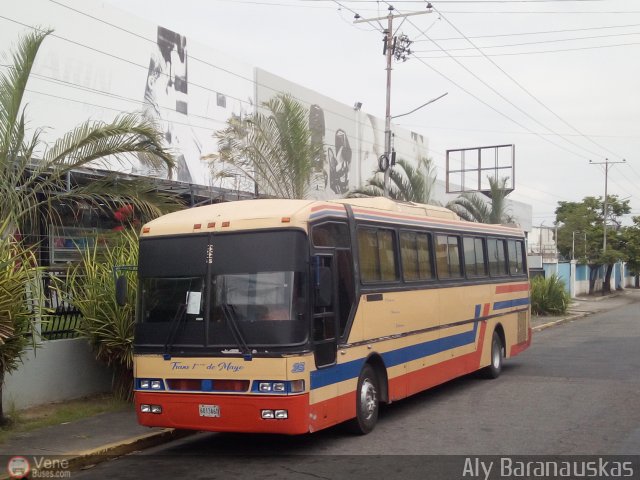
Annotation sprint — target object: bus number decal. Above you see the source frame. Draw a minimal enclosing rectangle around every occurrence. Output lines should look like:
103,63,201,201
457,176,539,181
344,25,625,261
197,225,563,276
291,362,305,373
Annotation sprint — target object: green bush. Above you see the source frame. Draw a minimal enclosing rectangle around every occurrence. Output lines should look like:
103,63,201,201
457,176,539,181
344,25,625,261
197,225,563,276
531,274,571,315
54,230,138,400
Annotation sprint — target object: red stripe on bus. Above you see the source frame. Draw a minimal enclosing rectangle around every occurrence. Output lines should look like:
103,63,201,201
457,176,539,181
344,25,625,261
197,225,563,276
482,303,491,317
495,283,530,294
135,391,310,435
509,328,532,357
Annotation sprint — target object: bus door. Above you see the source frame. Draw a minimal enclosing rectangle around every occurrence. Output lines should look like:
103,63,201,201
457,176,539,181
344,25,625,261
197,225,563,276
312,254,338,368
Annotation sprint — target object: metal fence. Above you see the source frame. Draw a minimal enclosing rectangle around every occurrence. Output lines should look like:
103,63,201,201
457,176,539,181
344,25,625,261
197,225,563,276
40,269,83,340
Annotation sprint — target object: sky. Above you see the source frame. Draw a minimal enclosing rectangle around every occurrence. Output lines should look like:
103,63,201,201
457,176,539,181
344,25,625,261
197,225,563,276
6,0,640,226
99,0,640,227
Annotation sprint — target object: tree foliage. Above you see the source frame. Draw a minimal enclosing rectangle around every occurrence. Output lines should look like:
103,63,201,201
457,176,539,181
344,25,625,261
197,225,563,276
207,93,322,199
554,195,630,294
620,216,640,287
346,157,437,204
55,230,138,400
0,29,180,239
447,176,515,224
0,218,41,423
0,29,181,408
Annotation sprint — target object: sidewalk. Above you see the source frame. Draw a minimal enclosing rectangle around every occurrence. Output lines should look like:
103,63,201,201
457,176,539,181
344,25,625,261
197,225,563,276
0,408,190,475
531,288,640,331
1,289,637,476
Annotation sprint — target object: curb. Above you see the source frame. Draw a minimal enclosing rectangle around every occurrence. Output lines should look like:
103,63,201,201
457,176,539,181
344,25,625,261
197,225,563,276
67,428,194,471
532,312,590,332
0,428,195,478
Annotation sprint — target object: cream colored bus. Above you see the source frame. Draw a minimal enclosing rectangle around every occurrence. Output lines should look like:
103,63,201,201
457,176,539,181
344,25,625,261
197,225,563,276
131,197,531,434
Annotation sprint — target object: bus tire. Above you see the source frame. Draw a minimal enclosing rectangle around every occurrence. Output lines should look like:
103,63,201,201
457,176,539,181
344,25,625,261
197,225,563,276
347,364,379,435
483,330,504,379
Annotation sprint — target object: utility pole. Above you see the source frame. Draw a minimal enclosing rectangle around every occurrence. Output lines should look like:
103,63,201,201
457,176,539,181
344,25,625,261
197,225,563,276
355,5,432,197
589,158,626,252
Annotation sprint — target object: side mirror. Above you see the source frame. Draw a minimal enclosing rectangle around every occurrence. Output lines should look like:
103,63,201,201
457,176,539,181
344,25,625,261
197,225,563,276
115,276,128,307
315,266,333,308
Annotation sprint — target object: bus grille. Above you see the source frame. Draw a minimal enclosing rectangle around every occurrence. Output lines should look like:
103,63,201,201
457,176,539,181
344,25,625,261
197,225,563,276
517,311,528,344
166,378,250,392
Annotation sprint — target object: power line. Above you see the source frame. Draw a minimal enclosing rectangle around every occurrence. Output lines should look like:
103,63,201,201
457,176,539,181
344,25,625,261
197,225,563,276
394,122,640,140
430,6,627,161
398,13,610,163
3,10,371,133
415,40,640,57
412,22,640,42
413,30,640,53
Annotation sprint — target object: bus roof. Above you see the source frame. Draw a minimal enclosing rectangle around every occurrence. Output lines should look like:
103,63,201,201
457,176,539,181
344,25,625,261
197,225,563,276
140,197,523,238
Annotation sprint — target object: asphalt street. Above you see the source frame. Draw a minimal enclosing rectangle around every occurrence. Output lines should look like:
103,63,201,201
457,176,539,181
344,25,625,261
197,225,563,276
74,295,640,479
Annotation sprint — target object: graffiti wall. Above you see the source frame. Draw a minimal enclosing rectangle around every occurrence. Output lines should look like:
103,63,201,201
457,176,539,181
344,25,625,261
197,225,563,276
255,69,429,200
1,0,255,192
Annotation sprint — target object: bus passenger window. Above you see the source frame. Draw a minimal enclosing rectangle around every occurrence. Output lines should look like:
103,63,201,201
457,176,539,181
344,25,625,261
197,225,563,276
463,237,487,277
508,240,524,275
435,234,462,279
488,238,507,276
400,231,433,281
357,228,398,282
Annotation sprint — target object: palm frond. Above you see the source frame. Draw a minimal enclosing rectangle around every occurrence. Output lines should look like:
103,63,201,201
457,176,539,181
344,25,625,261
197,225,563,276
0,29,51,165
39,113,174,178
209,94,321,199
346,156,437,204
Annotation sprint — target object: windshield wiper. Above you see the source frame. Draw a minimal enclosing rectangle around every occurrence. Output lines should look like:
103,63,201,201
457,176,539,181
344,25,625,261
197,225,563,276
163,303,187,360
221,303,252,361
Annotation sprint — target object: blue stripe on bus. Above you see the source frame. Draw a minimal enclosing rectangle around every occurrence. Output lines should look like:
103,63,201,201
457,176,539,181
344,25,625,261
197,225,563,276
309,210,347,220
310,322,479,390
493,297,530,310
475,304,481,319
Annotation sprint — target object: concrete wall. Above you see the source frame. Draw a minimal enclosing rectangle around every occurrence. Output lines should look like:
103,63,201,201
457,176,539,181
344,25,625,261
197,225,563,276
546,261,634,298
3,338,112,412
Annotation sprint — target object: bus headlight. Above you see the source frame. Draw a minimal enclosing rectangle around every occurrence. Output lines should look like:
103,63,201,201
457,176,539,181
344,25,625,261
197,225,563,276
140,404,151,413
136,378,165,390
253,380,305,394
274,410,288,419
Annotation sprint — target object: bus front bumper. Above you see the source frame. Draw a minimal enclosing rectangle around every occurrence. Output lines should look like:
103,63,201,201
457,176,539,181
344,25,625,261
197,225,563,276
135,391,310,435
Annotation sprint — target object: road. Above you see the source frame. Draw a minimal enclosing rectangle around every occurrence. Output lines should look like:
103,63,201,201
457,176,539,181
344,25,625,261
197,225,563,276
76,295,640,479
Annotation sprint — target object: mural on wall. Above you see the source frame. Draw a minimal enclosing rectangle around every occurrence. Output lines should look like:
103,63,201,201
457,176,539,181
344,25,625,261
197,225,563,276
308,104,353,195
328,129,352,195
309,104,327,192
136,26,198,183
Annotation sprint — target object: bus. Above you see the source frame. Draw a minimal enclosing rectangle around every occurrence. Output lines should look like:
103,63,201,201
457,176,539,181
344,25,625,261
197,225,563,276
130,197,531,435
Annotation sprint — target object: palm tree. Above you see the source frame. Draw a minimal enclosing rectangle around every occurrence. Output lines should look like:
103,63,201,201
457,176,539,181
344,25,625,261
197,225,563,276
0,219,39,424
347,157,437,204
447,176,515,224
0,29,180,417
1,29,178,239
205,93,322,199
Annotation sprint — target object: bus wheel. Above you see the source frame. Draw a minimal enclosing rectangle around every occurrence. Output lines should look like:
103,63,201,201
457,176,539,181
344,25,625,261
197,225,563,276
348,364,379,434
483,330,504,379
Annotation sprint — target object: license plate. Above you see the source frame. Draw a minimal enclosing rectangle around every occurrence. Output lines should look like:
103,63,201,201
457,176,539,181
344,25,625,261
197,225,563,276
199,404,220,417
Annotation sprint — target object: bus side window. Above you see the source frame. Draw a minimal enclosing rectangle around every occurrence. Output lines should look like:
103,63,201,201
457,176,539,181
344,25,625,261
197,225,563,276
435,234,462,279
357,227,398,282
507,239,524,275
463,236,487,277
488,238,508,276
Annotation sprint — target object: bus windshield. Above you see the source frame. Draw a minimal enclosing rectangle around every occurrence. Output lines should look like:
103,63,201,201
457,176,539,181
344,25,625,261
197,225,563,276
135,231,309,352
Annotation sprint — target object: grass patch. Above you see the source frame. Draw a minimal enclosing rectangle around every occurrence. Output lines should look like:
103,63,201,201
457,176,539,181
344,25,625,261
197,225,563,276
0,394,130,444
